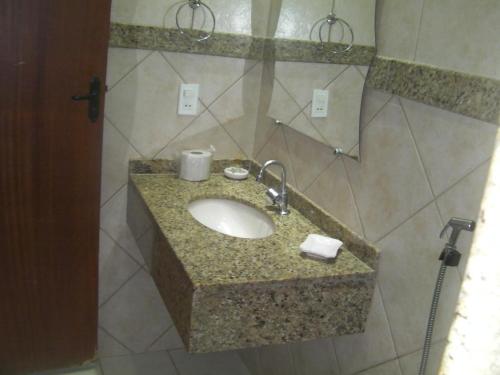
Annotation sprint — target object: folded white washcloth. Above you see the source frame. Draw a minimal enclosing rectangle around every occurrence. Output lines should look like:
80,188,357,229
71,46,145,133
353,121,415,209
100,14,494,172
300,234,343,259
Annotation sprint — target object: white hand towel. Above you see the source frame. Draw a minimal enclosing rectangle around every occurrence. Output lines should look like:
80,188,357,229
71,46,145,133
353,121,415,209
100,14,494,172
300,234,343,259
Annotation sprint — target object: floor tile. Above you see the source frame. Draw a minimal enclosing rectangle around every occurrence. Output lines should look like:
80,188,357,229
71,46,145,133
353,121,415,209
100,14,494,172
170,349,251,375
100,351,177,375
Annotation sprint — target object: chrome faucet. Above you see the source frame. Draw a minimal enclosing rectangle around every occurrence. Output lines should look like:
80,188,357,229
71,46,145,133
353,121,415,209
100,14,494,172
256,160,289,215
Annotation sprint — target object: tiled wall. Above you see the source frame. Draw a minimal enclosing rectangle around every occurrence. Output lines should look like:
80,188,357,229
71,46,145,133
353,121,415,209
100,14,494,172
98,1,500,374
246,1,499,375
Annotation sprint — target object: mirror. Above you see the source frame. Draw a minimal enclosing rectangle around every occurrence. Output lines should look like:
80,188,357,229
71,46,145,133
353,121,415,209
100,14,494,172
265,0,376,159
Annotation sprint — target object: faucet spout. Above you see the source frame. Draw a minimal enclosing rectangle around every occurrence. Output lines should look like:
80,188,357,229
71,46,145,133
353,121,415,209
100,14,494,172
256,160,289,215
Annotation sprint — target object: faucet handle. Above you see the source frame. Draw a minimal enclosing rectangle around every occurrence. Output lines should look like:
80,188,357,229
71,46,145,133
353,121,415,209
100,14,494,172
265,188,280,204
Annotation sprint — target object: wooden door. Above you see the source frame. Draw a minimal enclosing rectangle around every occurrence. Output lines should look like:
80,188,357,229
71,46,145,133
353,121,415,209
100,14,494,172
0,1,111,373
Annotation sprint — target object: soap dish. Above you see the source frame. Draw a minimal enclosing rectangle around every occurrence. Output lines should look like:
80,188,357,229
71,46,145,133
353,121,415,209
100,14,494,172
224,166,249,180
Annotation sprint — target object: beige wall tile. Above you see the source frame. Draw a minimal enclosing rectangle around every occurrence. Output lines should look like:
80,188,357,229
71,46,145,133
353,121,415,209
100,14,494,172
377,203,461,355
258,344,296,375
398,340,447,375
107,48,151,89
375,0,425,60
306,66,365,155
101,119,140,204
304,158,363,236
416,0,500,79
402,98,498,196
360,88,393,128
267,79,302,125
99,269,173,353
274,61,347,108
275,0,375,46
209,63,263,156
105,52,197,157
111,0,254,35
100,186,145,264
282,126,336,191
344,99,433,241
290,338,340,375
99,230,141,306
98,328,132,357
163,52,256,106
436,162,492,278
357,359,402,375
255,127,297,187
238,348,261,375
149,326,185,351
156,110,245,160
333,287,397,375
287,113,327,145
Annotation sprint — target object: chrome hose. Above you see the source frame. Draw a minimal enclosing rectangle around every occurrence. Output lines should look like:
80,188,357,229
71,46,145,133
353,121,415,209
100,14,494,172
418,262,447,375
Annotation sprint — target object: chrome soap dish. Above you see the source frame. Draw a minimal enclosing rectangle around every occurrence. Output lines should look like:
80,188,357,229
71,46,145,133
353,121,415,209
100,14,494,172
310,0,354,54
175,0,216,42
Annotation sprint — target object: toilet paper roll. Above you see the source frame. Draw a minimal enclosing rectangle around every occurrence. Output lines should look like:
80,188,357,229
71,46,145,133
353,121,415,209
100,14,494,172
179,149,213,181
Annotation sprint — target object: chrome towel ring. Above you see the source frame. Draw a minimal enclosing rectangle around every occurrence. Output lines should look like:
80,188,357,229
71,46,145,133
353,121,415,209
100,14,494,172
175,0,216,42
310,0,354,54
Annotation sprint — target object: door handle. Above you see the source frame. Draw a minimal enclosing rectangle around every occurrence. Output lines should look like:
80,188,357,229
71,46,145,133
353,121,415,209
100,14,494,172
72,77,100,123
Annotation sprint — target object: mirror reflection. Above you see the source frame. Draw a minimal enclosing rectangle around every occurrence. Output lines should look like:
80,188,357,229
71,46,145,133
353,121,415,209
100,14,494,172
266,0,376,159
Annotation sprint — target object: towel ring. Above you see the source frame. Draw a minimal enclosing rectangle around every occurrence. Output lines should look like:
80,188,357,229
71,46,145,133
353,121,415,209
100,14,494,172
310,0,354,54
175,0,216,42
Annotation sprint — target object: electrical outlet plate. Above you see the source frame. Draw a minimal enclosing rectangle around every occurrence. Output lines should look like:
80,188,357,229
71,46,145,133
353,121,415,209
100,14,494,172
178,83,199,116
311,89,329,118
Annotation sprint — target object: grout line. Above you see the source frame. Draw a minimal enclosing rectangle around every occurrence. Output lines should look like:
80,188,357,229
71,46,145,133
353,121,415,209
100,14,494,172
99,229,144,267
328,337,342,375
323,64,351,90
375,283,407,374
104,115,145,159
151,107,209,159
254,125,280,160
161,50,260,109
399,97,438,200
205,106,251,158
361,91,394,129
145,324,174,351
412,0,427,61
98,325,136,355
301,157,337,194
341,156,368,239
100,182,127,208
273,77,332,147
280,127,299,188
166,350,182,375
98,267,143,309
106,50,155,93
374,199,436,245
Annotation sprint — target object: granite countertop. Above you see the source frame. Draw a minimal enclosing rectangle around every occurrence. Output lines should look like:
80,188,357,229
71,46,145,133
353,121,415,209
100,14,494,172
130,173,374,288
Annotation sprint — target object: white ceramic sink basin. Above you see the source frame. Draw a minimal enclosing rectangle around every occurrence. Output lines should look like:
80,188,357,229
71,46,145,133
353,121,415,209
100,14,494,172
187,198,275,239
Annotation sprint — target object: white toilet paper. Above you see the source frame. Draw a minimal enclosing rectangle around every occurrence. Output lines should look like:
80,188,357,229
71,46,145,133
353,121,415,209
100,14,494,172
179,149,213,181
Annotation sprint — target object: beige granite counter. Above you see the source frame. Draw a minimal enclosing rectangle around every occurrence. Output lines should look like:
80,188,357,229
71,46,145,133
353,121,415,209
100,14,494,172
127,160,379,352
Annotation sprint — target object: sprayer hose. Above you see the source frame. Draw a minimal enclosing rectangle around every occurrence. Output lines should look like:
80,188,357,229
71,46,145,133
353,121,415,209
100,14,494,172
419,262,447,375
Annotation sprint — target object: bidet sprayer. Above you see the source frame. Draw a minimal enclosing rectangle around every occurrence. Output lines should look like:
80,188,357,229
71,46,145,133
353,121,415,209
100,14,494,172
438,217,476,267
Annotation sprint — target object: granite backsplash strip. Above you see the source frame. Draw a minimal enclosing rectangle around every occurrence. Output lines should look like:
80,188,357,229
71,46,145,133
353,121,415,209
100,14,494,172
110,23,374,65
271,38,375,65
110,23,265,60
367,57,500,125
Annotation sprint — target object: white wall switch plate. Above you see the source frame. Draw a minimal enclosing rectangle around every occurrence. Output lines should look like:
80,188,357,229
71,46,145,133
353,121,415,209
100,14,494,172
311,89,329,118
178,83,199,116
